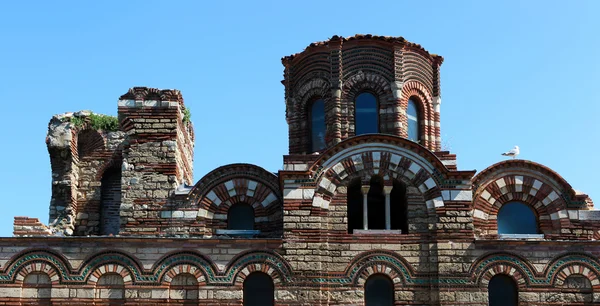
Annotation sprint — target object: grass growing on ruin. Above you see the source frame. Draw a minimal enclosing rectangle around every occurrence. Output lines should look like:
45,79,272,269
69,113,119,131
182,107,192,124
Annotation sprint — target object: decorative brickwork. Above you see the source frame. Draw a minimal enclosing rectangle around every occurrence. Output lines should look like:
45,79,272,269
3,34,600,305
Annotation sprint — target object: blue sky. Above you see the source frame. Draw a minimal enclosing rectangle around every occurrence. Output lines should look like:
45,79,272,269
0,0,598,237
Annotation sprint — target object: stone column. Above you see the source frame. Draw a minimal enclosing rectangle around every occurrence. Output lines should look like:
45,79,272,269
384,186,393,230
361,185,370,230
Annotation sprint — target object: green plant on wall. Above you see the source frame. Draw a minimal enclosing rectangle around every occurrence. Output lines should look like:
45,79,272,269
68,112,119,131
182,107,192,124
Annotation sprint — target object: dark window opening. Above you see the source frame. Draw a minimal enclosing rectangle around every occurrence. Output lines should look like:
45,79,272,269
367,176,385,230
365,274,394,306
497,202,538,235
355,92,378,135
100,168,121,236
488,274,518,306
348,177,408,233
228,203,255,230
407,98,420,142
243,272,274,306
390,179,408,234
348,178,363,234
310,99,326,152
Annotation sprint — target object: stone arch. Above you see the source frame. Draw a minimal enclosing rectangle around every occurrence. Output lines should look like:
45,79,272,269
342,71,394,136
311,138,447,211
14,262,60,285
479,265,527,289
162,264,206,285
234,263,282,286
190,164,282,237
87,264,132,285
153,251,216,285
227,251,292,286
553,264,600,288
400,80,436,148
471,253,536,287
472,160,585,237
2,250,70,284
347,251,414,286
294,78,332,117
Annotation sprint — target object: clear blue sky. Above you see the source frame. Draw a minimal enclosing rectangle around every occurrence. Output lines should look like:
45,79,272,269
1,0,598,237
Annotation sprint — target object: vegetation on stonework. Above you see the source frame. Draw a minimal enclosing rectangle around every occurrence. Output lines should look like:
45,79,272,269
69,113,120,131
182,107,192,124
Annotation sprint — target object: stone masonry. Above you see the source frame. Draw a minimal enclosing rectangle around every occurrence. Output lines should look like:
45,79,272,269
1,34,600,305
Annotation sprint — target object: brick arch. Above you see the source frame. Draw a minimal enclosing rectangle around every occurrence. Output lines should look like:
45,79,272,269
76,128,105,159
88,264,132,285
293,77,332,116
161,264,206,285
190,164,282,237
471,253,537,287
1,250,71,284
346,251,414,286
342,71,394,136
227,251,292,286
234,263,282,286
480,265,526,289
401,80,437,149
472,163,580,237
14,262,60,285
311,141,445,210
553,264,600,288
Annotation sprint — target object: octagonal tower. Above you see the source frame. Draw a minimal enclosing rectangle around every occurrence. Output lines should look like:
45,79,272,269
282,34,443,154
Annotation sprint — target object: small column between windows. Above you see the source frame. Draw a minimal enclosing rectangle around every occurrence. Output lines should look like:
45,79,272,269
361,185,370,230
383,186,393,230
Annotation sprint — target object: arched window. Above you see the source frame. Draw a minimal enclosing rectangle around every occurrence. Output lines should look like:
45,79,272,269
100,167,121,236
497,202,538,235
365,274,394,306
355,92,378,135
407,98,420,142
228,203,255,230
169,273,199,300
22,273,51,300
488,274,518,306
310,99,326,152
95,273,124,299
243,272,274,306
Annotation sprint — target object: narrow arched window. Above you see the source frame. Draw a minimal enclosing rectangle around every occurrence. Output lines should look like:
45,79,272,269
243,272,274,306
488,274,518,306
100,167,121,236
365,274,394,306
228,203,255,230
355,92,378,135
310,99,326,152
497,202,538,235
407,98,420,142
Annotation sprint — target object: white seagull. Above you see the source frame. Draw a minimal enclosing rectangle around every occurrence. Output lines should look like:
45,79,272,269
502,145,520,159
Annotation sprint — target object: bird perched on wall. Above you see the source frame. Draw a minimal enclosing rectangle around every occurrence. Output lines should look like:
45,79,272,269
502,146,520,159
